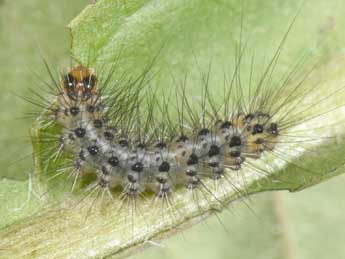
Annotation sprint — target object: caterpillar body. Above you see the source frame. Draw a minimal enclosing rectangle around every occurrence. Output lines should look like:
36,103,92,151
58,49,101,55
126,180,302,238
21,27,345,258
3,1,345,258
42,65,281,203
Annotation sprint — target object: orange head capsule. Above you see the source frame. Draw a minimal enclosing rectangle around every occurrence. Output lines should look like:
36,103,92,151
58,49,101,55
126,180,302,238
62,66,98,101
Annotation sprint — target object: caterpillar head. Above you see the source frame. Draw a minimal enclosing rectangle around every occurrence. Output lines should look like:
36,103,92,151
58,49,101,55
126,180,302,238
62,66,98,101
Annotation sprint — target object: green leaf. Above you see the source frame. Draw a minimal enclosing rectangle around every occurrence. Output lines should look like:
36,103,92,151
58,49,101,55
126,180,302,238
2,0,345,258
0,178,44,228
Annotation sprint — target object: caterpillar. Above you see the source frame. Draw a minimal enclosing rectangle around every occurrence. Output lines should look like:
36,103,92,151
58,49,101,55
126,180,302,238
2,1,345,258
22,50,345,259
48,65,278,198
29,38,344,213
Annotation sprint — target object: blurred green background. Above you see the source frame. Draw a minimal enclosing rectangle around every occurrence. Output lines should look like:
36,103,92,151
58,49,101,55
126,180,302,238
1,0,345,258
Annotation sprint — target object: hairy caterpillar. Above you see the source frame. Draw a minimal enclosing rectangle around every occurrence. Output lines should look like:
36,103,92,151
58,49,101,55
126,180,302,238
47,64,279,199
23,41,345,258
2,0,345,258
